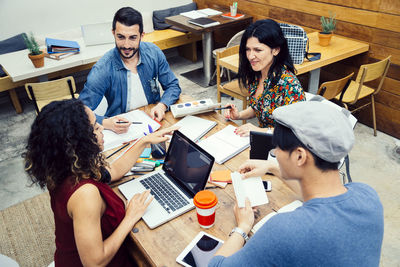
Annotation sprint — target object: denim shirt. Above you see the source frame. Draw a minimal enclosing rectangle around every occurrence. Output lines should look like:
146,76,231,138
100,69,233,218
79,42,181,123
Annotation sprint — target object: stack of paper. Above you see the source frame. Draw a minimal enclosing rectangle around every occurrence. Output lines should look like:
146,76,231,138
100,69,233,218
102,110,161,151
198,125,249,164
173,115,216,142
180,8,222,19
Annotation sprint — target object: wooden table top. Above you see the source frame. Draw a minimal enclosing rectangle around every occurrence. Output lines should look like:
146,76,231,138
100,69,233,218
218,32,369,74
165,12,253,34
108,95,300,266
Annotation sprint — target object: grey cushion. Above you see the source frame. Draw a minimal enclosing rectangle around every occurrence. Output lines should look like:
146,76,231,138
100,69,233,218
0,33,27,77
153,2,197,30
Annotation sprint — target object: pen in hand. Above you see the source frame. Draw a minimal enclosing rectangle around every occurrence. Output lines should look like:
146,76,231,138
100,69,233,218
214,106,233,111
116,121,143,124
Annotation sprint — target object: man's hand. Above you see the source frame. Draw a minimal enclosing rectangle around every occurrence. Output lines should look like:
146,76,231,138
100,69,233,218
234,198,254,234
150,103,167,121
238,159,278,178
102,116,130,134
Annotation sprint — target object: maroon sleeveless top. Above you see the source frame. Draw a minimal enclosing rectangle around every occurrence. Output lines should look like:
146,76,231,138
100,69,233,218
50,178,133,267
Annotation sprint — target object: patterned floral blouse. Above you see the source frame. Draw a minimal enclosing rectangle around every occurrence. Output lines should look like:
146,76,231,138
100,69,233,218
248,67,305,128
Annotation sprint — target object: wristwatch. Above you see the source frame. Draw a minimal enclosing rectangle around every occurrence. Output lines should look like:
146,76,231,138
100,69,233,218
229,227,249,242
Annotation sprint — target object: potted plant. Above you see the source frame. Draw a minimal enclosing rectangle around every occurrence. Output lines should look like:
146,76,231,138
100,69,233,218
319,12,336,46
23,32,44,68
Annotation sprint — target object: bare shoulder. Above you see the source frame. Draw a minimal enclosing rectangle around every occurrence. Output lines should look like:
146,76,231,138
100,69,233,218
67,182,103,218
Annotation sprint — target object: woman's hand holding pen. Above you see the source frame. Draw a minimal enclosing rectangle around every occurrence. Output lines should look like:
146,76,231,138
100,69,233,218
103,116,130,134
224,103,241,120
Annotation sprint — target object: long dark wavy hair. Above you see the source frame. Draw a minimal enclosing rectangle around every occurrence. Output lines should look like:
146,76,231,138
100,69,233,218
238,19,295,90
24,99,107,190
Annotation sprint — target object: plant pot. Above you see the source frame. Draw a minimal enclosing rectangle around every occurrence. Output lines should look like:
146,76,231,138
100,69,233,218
318,32,333,47
28,53,44,68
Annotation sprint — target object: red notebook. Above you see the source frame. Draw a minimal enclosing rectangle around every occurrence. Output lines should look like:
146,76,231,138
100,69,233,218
221,13,245,20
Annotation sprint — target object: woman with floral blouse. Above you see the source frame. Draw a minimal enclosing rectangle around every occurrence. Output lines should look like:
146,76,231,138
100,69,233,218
224,19,305,136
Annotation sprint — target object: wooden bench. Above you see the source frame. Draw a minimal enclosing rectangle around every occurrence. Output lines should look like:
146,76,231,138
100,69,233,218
143,29,201,62
1,29,201,114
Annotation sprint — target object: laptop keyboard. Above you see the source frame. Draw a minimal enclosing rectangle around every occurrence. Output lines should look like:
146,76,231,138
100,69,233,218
140,173,190,214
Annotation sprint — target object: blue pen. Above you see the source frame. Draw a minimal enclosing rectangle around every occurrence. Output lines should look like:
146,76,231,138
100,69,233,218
148,124,153,133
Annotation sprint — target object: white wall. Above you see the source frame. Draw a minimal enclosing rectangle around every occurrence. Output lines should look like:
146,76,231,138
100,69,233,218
0,0,192,40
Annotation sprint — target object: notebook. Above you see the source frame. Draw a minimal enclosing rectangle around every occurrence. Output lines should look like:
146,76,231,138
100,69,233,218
249,131,274,160
102,109,161,151
231,172,269,208
118,130,215,229
198,125,249,164
173,115,217,142
188,17,220,28
81,22,114,46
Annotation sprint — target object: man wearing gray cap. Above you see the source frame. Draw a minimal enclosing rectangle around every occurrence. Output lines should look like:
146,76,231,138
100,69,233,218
209,101,384,267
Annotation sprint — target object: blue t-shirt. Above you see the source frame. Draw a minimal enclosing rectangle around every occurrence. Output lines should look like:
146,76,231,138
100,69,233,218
210,183,383,267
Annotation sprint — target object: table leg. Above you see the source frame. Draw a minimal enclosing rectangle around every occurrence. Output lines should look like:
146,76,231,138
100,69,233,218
202,31,213,83
180,32,214,88
307,68,320,94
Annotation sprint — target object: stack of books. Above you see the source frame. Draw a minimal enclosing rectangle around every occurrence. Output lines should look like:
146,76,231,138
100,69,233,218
45,38,80,60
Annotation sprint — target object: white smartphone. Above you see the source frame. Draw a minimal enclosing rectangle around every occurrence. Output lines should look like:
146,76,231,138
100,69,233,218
176,231,224,267
263,180,272,192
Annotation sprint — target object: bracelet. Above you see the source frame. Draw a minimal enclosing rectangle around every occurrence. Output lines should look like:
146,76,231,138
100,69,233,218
229,227,249,242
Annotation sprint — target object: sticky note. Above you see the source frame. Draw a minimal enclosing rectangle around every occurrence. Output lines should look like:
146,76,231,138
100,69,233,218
210,170,232,183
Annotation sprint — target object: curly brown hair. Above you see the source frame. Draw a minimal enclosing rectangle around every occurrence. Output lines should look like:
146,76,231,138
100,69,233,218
24,99,107,190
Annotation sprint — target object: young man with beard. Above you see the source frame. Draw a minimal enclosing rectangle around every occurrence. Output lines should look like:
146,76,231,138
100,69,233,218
79,7,181,134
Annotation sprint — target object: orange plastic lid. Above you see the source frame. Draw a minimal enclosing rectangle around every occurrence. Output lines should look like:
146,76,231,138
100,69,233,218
193,190,218,209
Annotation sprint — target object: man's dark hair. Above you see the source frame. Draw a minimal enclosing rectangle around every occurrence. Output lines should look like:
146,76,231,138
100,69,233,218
112,7,143,33
272,123,339,171
238,19,295,89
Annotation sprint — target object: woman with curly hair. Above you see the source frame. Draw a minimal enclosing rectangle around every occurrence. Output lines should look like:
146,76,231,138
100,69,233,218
24,99,175,267
224,19,305,136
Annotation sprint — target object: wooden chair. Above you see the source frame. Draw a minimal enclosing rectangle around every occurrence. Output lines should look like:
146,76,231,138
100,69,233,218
336,56,391,136
25,76,79,113
211,30,244,82
216,45,249,124
317,72,354,102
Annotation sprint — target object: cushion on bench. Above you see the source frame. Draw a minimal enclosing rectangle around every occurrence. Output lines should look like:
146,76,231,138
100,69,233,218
0,33,27,77
153,2,197,31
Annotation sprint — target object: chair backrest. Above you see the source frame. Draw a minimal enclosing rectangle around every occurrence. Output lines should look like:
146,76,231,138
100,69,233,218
216,45,249,97
354,56,391,99
226,30,244,48
25,76,77,113
317,72,354,100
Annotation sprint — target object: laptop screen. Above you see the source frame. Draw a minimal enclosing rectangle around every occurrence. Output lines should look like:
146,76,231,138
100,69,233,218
163,130,215,197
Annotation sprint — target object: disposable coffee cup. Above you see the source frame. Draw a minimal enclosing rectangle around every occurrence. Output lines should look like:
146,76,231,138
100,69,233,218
193,190,218,228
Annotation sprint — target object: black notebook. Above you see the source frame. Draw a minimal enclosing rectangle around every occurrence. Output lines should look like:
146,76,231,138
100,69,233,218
188,17,220,28
249,131,274,160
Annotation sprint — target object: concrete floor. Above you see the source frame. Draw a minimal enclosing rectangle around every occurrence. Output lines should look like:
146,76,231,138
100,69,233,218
0,51,399,266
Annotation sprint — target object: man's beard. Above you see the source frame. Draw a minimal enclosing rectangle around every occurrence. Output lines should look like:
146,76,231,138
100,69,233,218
117,45,139,59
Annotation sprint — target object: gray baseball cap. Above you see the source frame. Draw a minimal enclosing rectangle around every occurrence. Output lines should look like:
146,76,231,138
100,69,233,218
272,100,355,163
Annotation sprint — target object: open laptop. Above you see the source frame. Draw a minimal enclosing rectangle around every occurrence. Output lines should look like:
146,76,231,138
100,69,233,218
81,22,114,46
118,130,215,229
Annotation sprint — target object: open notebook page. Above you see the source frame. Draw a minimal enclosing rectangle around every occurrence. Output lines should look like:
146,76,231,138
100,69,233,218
198,125,249,164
